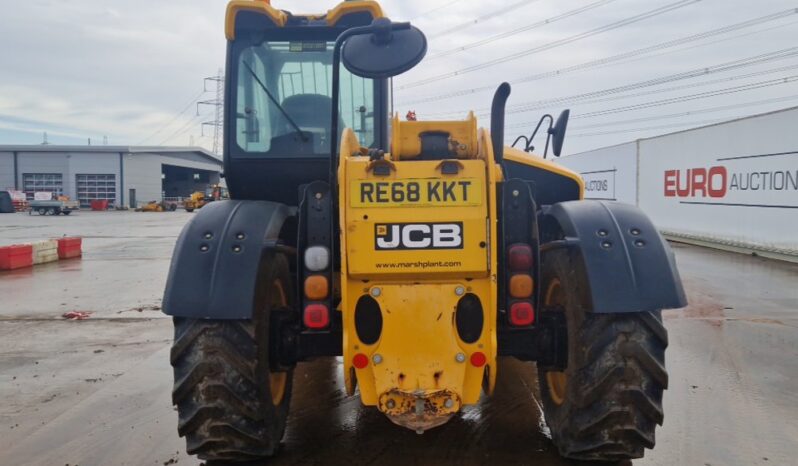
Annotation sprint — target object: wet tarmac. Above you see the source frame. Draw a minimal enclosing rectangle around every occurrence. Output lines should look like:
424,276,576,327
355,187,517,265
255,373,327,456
1,212,796,465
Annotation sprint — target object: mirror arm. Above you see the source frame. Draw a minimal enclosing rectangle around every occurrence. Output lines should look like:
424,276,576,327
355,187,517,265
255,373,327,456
528,114,553,155
511,135,529,149
330,25,371,192
329,21,412,190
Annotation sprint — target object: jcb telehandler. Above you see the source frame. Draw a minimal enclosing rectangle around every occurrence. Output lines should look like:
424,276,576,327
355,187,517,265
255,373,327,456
163,1,686,462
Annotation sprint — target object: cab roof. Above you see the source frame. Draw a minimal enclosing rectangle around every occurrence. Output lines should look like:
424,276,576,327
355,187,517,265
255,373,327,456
225,0,385,40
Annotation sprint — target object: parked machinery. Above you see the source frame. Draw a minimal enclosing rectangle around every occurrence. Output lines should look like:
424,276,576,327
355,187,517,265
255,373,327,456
163,1,685,462
183,184,229,212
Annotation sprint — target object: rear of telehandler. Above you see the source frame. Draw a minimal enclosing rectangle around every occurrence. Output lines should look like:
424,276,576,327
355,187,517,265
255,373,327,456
162,1,686,462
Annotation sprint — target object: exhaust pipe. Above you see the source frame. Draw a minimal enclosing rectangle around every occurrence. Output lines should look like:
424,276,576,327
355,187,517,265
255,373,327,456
490,82,511,163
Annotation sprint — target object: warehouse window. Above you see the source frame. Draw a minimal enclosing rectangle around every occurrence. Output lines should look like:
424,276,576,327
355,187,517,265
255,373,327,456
22,173,63,200
76,174,116,208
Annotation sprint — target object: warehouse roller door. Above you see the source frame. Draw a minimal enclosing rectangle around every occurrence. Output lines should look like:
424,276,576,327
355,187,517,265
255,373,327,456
22,173,63,200
76,174,116,208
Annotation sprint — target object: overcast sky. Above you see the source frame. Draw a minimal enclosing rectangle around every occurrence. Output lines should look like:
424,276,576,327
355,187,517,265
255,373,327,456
1,0,797,155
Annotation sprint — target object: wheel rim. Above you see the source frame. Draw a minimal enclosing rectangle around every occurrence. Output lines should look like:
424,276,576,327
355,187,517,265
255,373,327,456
268,279,288,406
544,278,568,406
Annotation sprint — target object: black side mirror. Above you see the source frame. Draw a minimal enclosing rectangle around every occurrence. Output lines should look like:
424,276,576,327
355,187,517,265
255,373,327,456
549,109,570,157
341,18,427,79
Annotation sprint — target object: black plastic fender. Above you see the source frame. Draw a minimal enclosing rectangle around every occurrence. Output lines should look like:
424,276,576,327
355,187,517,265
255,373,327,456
162,200,291,319
540,200,687,313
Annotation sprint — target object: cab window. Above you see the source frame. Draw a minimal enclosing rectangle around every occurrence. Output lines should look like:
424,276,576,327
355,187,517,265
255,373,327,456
235,41,375,156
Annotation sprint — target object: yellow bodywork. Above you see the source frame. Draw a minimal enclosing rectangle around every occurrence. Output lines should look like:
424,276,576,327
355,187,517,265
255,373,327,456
337,116,501,431
503,146,586,193
137,201,165,212
225,0,385,40
183,191,206,211
222,0,586,433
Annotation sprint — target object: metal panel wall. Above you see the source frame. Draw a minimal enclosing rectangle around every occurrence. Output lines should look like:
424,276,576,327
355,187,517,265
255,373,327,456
124,153,222,207
66,152,120,203
0,152,14,190
638,108,798,256
124,154,164,206
17,152,70,196
556,142,638,204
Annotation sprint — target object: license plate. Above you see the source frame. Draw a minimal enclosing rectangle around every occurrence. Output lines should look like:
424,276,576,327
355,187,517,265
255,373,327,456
350,178,482,207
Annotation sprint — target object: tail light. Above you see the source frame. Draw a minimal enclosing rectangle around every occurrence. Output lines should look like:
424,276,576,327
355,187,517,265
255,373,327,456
509,301,535,326
303,303,330,329
508,243,533,271
304,275,329,300
509,274,533,298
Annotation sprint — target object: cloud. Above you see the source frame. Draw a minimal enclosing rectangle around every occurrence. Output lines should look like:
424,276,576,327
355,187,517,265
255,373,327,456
1,0,797,154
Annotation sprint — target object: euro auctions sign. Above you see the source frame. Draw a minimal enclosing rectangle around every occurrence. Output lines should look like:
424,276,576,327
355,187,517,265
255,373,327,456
662,151,798,208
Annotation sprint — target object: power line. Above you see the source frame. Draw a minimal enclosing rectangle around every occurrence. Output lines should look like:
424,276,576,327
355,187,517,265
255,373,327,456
398,8,798,103
573,74,798,119
409,0,465,21
427,0,616,61
566,117,728,137
400,0,701,89
508,93,798,129
505,51,798,115
506,76,798,142
425,48,798,118
136,88,207,145
158,111,209,146
427,0,543,39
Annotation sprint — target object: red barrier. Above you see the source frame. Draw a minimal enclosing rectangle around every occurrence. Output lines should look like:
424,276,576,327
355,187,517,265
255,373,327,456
57,237,82,259
0,244,33,270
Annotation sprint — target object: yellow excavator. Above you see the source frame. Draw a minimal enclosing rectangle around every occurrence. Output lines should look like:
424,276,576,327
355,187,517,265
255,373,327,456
162,1,685,463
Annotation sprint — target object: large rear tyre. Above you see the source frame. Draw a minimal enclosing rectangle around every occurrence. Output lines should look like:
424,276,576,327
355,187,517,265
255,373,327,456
170,253,293,462
537,249,668,461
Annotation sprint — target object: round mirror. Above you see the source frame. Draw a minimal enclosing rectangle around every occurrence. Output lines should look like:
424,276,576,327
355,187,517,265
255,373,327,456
342,19,427,79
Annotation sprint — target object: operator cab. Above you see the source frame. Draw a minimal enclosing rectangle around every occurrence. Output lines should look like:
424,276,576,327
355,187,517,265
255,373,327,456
224,2,389,203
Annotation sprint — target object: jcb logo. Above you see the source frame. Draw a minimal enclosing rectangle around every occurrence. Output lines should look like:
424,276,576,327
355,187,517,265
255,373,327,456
375,223,463,250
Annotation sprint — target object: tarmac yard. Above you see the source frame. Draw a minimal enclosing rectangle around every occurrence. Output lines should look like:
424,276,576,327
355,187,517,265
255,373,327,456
1,211,796,466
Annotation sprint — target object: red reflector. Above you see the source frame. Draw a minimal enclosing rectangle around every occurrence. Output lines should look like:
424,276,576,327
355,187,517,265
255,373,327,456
303,304,330,329
470,351,487,367
510,301,535,326
508,244,533,271
352,353,369,369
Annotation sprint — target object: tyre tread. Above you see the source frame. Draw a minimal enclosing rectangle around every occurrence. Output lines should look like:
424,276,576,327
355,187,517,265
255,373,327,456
539,249,668,461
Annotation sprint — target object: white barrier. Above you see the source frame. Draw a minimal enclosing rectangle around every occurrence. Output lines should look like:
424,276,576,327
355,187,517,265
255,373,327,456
556,142,638,204
557,107,798,260
32,240,59,265
638,109,798,257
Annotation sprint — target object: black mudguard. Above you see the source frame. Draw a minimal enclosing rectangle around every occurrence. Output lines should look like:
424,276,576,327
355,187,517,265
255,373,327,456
540,200,687,313
162,200,291,319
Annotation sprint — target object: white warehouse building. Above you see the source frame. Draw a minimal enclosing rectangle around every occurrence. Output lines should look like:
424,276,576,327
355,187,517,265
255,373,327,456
0,146,223,208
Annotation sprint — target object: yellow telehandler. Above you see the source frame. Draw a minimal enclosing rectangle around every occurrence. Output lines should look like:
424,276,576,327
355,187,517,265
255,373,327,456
163,1,685,462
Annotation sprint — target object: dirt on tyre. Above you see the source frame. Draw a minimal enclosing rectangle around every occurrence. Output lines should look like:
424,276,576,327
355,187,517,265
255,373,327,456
537,248,668,461
170,253,293,462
